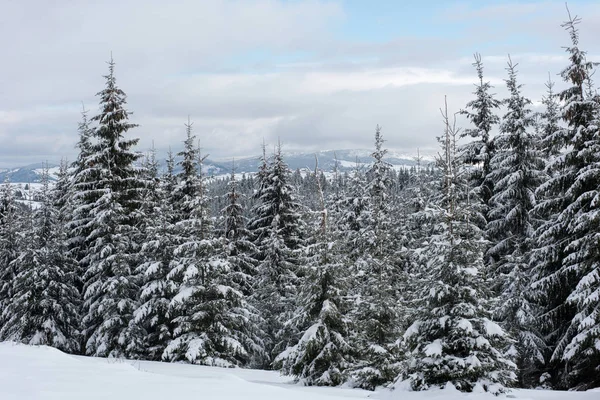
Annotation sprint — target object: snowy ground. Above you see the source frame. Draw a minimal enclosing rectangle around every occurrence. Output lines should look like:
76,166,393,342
1,343,598,400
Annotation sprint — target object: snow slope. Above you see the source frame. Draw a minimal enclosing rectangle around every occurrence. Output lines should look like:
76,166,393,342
0,343,598,400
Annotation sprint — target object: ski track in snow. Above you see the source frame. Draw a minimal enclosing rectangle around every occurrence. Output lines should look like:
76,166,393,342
1,342,599,400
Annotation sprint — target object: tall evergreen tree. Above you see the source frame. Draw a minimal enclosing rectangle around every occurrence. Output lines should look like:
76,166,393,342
80,57,144,358
403,101,516,394
250,142,304,364
351,126,401,390
554,11,600,389
164,122,215,363
222,165,266,366
532,11,600,389
223,165,258,297
487,58,546,386
165,137,263,366
275,158,352,386
398,153,439,340
132,149,178,360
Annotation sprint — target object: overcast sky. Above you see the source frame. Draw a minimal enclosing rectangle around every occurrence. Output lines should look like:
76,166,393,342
1,0,600,167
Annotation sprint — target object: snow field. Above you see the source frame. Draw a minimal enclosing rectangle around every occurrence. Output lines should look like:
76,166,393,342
1,343,599,400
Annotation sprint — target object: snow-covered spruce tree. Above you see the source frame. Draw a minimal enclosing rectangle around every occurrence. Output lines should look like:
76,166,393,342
80,57,145,358
223,165,258,298
487,58,547,387
160,123,201,329
165,127,263,367
250,142,304,364
221,166,266,366
459,53,501,219
275,157,352,386
402,100,516,394
0,178,22,332
350,126,402,390
553,12,600,390
530,78,569,388
561,85,600,390
532,12,600,390
0,165,80,352
164,121,215,363
393,154,440,370
131,149,178,360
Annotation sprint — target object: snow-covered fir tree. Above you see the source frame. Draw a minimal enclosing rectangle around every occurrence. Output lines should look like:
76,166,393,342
392,154,440,378
487,58,546,387
531,80,571,389
0,165,80,352
547,12,599,390
164,122,216,363
350,127,402,390
275,158,352,386
221,166,266,366
250,142,304,364
132,149,178,360
560,88,600,389
222,165,259,298
402,101,516,394
532,11,600,389
80,57,144,358
165,126,263,366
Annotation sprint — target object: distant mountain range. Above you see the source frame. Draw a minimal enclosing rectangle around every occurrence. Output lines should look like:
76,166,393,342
221,149,435,175
0,150,436,183
0,163,62,184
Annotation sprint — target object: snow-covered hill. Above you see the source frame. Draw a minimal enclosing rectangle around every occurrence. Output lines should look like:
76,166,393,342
1,343,598,400
216,149,435,175
0,163,61,184
0,149,436,183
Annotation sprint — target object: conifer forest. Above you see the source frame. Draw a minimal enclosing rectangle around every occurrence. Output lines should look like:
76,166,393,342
1,10,600,396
